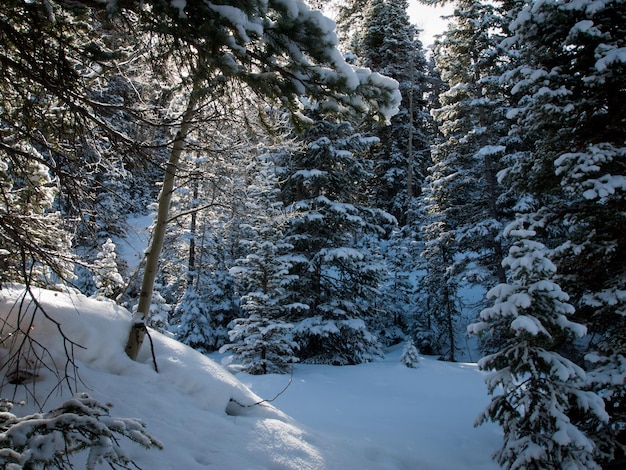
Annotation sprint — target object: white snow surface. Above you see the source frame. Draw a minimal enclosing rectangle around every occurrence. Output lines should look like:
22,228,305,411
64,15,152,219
0,285,501,469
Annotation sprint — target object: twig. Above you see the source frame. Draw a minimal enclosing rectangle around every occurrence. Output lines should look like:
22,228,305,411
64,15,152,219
145,327,159,373
228,366,294,409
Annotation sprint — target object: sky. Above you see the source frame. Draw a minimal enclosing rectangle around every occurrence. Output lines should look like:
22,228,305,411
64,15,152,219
407,1,455,48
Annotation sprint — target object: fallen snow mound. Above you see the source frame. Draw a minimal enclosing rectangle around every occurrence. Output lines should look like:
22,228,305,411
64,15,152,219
0,285,329,469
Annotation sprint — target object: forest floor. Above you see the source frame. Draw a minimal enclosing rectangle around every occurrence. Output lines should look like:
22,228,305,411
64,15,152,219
1,285,501,469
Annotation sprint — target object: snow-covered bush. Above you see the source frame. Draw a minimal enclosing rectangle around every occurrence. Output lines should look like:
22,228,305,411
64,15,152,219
92,238,124,301
400,339,420,368
0,394,161,469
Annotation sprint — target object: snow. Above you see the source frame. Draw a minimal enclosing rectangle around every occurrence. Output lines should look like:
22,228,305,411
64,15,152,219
595,46,626,72
292,169,327,180
0,285,501,469
234,351,501,470
207,3,265,41
511,314,548,336
111,213,153,272
568,20,601,38
477,145,506,157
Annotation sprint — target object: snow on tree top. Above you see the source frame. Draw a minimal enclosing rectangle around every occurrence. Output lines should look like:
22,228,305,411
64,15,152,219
477,145,506,157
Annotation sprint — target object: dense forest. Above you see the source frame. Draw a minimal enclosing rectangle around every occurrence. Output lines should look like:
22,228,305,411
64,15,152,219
1,0,624,468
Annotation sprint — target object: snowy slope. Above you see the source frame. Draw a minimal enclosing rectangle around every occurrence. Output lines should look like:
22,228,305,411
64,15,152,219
0,285,500,469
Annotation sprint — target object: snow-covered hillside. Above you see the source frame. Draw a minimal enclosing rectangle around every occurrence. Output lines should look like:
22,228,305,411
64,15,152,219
0,285,500,469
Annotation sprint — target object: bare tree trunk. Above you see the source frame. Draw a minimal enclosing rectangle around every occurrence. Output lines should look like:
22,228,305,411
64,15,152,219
187,179,199,287
484,153,507,283
125,88,200,361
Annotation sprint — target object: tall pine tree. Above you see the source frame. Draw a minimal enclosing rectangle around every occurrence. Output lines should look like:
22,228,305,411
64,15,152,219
355,0,434,224
279,117,389,365
498,0,626,462
469,225,608,470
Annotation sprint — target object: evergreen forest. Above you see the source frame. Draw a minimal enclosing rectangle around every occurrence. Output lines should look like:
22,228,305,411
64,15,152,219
1,0,625,468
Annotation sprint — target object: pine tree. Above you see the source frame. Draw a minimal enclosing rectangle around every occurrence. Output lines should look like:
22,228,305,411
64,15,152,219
374,229,415,346
418,0,514,361
0,147,72,287
498,0,626,460
222,155,300,374
92,238,124,301
400,339,420,368
430,0,511,285
175,286,225,354
222,312,299,375
469,225,608,470
143,283,171,334
0,394,161,468
355,0,434,224
279,117,388,365
419,215,460,361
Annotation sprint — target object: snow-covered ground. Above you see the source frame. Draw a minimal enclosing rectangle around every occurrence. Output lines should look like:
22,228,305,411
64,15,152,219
0,285,501,469
235,351,501,470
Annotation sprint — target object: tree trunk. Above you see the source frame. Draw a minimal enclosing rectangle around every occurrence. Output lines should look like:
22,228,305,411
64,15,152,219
187,179,199,287
125,87,200,361
484,153,507,284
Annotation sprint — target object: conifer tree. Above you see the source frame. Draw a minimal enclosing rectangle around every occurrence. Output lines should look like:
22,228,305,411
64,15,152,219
92,238,124,301
222,313,299,375
279,117,389,365
374,229,415,346
430,0,511,286
222,155,300,374
0,394,161,468
0,148,72,287
355,0,434,224
498,0,626,460
419,214,460,361
400,339,420,368
175,286,224,354
143,283,171,334
469,225,608,470
419,0,514,359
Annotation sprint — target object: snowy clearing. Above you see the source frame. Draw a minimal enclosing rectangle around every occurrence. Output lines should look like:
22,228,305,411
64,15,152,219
0,286,500,469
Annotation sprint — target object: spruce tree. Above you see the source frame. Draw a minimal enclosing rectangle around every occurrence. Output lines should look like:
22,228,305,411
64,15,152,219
355,0,434,224
222,155,300,374
92,238,124,301
419,214,460,361
374,229,415,346
176,286,226,354
279,117,388,365
400,339,420,368
498,0,626,460
469,225,608,470
430,0,511,286
0,148,72,287
420,0,514,359
144,283,171,334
